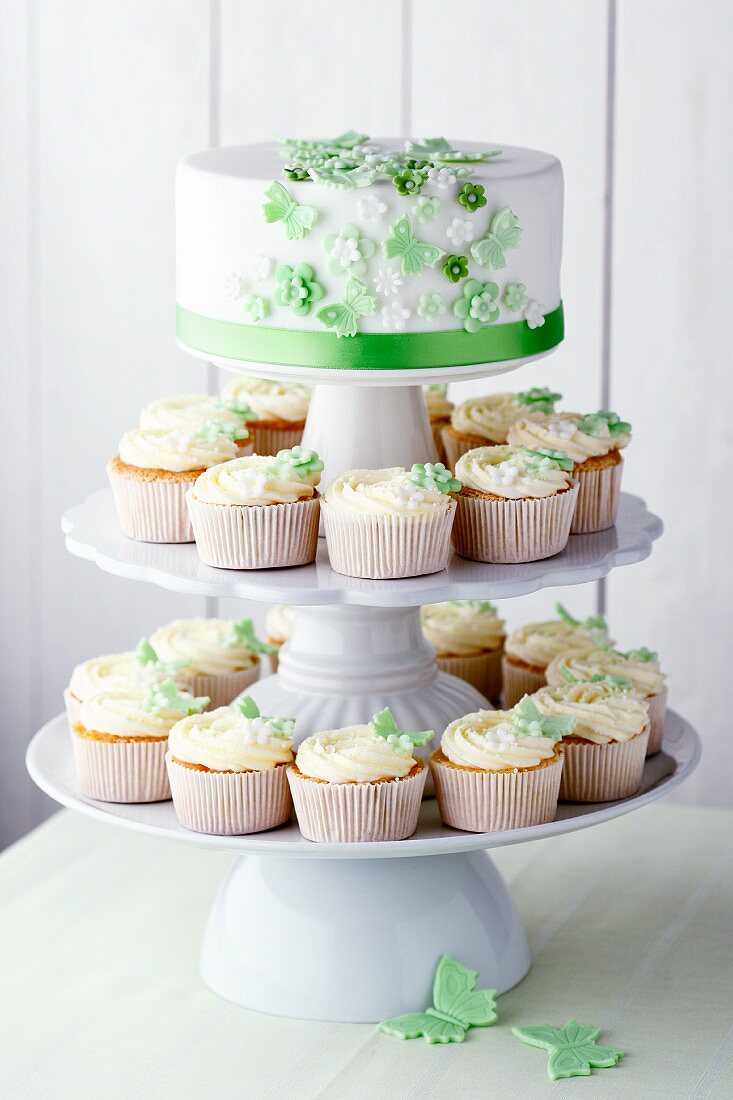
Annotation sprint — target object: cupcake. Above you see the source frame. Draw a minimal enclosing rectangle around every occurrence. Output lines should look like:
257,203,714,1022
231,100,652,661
139,394,256,455
322,463,459,580
441,388,561,469
423,384,454,462
222,375,311,454
452,445,578,564
265,604,293,674
507,409,631,533
421,600,505,704
150,617,275,708
545,644,667,755
72,678,209,803
108,424,246,543
431,695,572,833
531,681,650,801
502,604,611,707
166,696,294,835
288,708,431,842
187,447,322,570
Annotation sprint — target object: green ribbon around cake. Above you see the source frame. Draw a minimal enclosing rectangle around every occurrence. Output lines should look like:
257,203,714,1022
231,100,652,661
176,302,564,370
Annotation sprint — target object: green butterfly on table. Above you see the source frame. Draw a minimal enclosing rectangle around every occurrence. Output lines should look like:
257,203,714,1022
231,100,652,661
317,278,377,339
513,1020,624,1080
471,206,523,270
379,955,498,1044
382,215,446,276
262,180,318,241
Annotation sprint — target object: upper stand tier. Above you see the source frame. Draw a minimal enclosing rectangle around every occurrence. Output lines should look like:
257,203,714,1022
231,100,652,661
175,135,563,384
63,489,661,606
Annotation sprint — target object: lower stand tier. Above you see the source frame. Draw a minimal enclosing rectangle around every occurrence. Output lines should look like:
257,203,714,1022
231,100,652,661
202,850,529,1021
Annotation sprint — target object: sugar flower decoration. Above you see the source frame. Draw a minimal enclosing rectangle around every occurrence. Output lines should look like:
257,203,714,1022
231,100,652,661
357,193,388,224
410,461,461,494
142,678,209,716
370,707,434,751
513,695,577,740
274,264,324,316
393,168,426,197
426,166,457,190
412,195,441,223
457,182,487,212
524,299,546,329
446,217,475,247
442,254,469,283
242,292,269,323
323,223,376,278
227,618,278,655
231,466,268,498
224,271,247,301
417,292,445,321
486,460,520,486
381,300,411,330
452,279,500,332
503,282,529,312
270,445,324,479
250,253,274,283
395,481,426,509
236,696,295,741
373,266,404,297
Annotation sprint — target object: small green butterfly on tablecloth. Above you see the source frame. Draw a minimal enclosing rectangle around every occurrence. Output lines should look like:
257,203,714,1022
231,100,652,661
262,180,318,241
513,1020,624,1080
471,206,523,270
381,215,446,276
379,955,498,1044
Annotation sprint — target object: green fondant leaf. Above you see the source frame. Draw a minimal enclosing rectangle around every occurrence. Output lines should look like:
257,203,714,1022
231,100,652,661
513,694,576,740
370,707,434,749
382,215,446,276
136,638,159,666
228,619,278,655
236,695,260,719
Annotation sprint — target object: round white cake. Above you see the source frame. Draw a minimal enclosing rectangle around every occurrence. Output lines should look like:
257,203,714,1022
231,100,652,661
176,132,563,374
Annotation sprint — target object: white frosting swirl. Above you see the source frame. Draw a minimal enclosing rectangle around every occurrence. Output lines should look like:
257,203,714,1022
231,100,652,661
545,647,665,697
149,619,259,677
139,395,250,432
295,725,419,783
191,455,319,506
421,601,505,656
456,446,575,500
168,708,293,771
325,468,455,517
266,604,293,644
69,651,139,701
223,376,310,423
505,620,609,669
423,387,454,421
450,394,526,443
118,427,238,472
507,413,631,463
441,709,558,770
78,690,197,739
532,682,650,744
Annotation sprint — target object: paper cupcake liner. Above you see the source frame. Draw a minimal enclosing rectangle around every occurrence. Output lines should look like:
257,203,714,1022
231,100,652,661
559,727,649,802
108,465,194,543
646,687,668,755
179,664,260,710
571,456,623,534
250,424,305,457
431,751,563,833
436,649,503,705
287,765,427,843
501,656,547,707
64,689,81,733
430,418,450,464
72,731,170,803
266,641,284,675
187,493,320,570
322,500,456,580
452,483,579,564
166,756,292,835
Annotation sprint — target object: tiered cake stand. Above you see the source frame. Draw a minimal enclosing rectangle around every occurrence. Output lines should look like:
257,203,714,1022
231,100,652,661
27,356,701,1023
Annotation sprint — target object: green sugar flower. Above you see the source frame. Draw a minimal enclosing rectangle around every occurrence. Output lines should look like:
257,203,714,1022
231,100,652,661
216,397,259,422
270,445,324,479
193,420,250,444
410,461,461,494
452,278,500,332
457,182,487,213
625,646,658,663
242,292,269,323
237,696,295,739
282,164,310,181
524,447,574,473
274,264,324,317
576,410,632,439
503,282,529,312
370,708,434,751
555,603,608,637
323,224,376,278
393,168,425,197
513,695,577,741
442,254,469,283
412,195,441,223
142,678,209,716
517,386,561,412
417,292,445,321
228,618,278,655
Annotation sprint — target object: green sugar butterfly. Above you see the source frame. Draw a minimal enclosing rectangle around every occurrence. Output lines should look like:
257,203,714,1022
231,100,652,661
379,955,498,1044
513,1020,624,1080
317,278,377,339
262,180,318,241
381,215,446,276
471,206,523,270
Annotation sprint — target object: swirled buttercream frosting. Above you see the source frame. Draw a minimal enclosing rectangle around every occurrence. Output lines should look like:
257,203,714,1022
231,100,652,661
532,682,650,744
441,708,559,771
266,604,293,643
139,395,252,432
456,445,575,500
545,647,665,697
508,412,631,463
421,601,504,656
450,394,526,443
295,725,419,783
191,453,320,506
118,427,238,472
325,467,455,517
423,385,454,421
505,619,610,669
78,689,201,739
168,707,294,771
69,652,139,701
223,376,310,422
150,619,260,677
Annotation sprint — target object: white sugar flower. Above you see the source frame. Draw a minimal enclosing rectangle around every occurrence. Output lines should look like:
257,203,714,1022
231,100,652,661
250,253,273,283
232,467,268,497
487,460,519,486
224,271,247,301
426,166,457,190
395,481,426,509
352,142,383,157
357,193,388,224
548,418,577,440
373,266,404,297
446,217,474,246
524,299,546,329
484,723,517,748
381,300,411,330
164,430,194,452
417,292,445,322
330,235,362,268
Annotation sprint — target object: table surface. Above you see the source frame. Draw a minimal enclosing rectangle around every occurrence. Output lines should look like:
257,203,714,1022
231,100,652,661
2,805,732,1100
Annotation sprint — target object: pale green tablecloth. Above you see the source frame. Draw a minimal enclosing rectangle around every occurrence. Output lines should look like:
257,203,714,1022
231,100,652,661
1,805,732,1099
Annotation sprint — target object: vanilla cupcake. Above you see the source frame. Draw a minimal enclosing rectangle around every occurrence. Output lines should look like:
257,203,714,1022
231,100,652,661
288,708,431,842
72,679,209,803
545,644,666,755
108,424,246,543
532,681,650,801
431,695,572,833
502,605,611,707
222,376,311,454
423,384,454,462
322,463,459,580
452,445,578,564
265,604,293,674
140,394,256,455
187,447,322,570
150,617,274,708
166,696,294,835
421,600,505,704
441,388,561,469
508,410,631,533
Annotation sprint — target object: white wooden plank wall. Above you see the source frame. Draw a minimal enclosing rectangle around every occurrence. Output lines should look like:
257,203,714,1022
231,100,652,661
1,0,728,845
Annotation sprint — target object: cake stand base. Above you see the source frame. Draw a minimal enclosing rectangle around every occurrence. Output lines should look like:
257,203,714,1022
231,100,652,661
200,850,530,1022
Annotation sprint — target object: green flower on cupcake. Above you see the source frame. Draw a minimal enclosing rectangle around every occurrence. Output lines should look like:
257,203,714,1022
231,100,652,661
370,707,434,754
227,618,278,655
323,224,376,278
410,461,461,494
576,411,632,439
442,254,469,283
512,694,577,740
142,678,209,716
269,445,324,480
452,279,500,332
274,264,324,317
524,447,574,473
